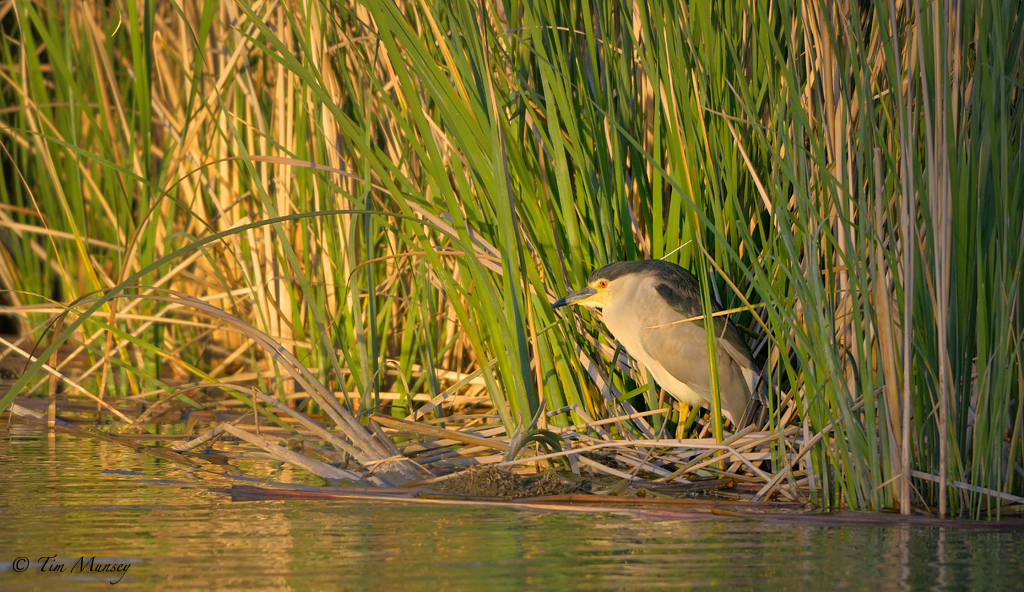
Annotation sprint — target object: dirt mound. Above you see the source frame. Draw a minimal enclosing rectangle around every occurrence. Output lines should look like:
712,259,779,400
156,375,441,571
437,466,577,499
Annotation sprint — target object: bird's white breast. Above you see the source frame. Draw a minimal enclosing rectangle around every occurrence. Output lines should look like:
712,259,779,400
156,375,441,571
599,276,738,422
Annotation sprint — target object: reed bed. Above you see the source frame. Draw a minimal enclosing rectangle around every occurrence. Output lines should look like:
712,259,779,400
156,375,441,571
0,0,1021,518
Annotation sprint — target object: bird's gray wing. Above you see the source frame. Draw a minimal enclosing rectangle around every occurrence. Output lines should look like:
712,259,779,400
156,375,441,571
652,281,756,371
651,281,762,417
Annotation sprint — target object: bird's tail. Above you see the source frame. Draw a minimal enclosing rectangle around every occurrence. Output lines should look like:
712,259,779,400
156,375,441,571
754,370,770,405
738,366,770,428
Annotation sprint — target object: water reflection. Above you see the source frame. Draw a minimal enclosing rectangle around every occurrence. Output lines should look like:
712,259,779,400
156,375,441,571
1,427,1022,591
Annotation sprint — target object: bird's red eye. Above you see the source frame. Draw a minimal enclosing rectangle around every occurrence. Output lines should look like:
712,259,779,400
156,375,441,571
598,280,608,288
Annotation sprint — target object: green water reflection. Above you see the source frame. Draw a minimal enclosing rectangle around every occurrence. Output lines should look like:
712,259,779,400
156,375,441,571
1,428,1022,591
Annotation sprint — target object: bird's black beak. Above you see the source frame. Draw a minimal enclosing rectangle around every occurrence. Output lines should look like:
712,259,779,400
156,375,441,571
550,286,597,310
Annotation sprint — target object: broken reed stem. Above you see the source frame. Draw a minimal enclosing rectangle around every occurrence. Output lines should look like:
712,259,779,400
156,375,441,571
221,423,364,483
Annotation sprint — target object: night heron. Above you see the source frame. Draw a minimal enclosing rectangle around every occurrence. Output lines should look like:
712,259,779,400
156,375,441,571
551,259,765,426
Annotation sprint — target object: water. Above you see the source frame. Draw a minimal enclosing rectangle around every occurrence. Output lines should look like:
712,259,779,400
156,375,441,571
2,427,1023,591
